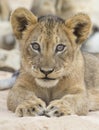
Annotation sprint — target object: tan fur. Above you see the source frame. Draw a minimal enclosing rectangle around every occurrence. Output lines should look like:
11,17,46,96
7,8,99,117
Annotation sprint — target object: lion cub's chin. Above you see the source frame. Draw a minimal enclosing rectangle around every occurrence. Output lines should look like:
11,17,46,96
35,78,59,88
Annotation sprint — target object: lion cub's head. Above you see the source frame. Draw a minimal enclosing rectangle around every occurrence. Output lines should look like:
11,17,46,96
11,8,91,88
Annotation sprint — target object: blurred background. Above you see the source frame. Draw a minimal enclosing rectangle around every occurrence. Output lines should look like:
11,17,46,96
0,0,99,76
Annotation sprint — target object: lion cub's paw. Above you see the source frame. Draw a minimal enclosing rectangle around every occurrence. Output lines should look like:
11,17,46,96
15,99,46,117
45,100,74,117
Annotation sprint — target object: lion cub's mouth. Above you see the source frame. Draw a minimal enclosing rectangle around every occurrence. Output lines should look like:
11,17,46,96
35,77,59,88
41,77,56,81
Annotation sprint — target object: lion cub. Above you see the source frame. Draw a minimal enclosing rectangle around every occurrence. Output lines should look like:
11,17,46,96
7,7,99,117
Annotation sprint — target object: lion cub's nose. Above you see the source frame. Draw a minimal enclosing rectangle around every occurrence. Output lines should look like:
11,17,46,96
40,68,54,75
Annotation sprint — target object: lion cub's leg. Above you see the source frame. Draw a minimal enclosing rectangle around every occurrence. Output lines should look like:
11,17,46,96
7,85,46,117
46,90,88,117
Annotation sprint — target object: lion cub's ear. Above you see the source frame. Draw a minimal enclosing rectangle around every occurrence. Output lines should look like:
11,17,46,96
65,13,92,44
10,7,37,39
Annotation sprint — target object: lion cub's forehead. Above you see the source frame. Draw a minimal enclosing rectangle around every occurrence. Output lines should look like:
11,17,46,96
28,15,66,46
36,15,65,41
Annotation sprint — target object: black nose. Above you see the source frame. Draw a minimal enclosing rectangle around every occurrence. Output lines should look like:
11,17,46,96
40,68,54,75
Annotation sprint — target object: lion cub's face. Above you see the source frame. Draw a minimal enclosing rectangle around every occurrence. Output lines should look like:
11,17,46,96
11,8,91,88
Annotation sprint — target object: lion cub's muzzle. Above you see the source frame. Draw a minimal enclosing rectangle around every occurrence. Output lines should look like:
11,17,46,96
35,67,59,88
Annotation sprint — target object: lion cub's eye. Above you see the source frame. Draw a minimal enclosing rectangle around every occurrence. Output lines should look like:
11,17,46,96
55,44,66,53
31,42,40,52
